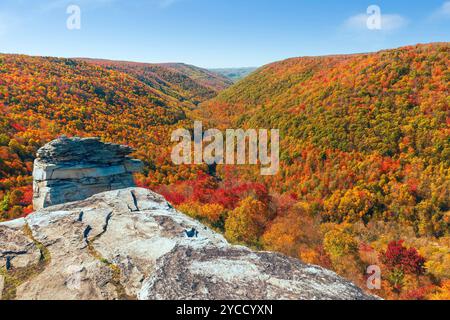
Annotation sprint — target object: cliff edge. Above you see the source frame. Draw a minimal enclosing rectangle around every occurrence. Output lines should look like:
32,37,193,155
0,138,377,300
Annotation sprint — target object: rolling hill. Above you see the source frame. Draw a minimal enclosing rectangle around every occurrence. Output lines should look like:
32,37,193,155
199,43,449,236
192,43,449,299
79,59,233,105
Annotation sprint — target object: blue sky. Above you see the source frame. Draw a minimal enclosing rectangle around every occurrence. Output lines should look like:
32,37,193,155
0,0,449,68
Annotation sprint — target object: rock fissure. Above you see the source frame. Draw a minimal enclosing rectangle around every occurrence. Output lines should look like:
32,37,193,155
0,222,51,300
103,212,113,233
84,216,134,300
130,190,140,212
2,251,28,255
83,226,92,242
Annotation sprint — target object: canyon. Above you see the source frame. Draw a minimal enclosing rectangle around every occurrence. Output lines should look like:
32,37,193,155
0,138,376,300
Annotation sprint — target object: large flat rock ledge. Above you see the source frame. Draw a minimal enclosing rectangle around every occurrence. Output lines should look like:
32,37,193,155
33,136,143,210
0,188,378,300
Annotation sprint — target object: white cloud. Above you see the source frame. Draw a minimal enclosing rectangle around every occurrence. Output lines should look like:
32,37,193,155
344,13,408,32
430,1,450,19
444,1,450,14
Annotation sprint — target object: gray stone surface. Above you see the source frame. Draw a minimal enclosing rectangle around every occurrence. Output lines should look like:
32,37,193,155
33,137,143,210
0,222,41,270
0,188,378,300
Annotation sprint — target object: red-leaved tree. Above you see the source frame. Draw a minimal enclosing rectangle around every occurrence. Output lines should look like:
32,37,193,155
381,240,426,275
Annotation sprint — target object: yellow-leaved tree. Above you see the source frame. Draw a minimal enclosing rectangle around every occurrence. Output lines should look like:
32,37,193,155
225,196,271,246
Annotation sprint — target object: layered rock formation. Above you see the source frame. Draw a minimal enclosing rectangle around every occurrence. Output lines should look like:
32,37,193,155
0,187,377,300
33,137,143,210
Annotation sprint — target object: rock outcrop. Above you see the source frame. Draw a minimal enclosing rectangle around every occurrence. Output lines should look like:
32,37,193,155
0,188,377,300
33,137,143,210
0,137,378,300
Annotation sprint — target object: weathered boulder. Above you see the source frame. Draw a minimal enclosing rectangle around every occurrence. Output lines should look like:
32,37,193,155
0,188,378,300
33,137,143,210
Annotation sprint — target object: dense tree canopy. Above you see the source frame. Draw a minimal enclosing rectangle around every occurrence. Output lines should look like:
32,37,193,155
0,54,231,220
0,43,448,300
193,43,449,299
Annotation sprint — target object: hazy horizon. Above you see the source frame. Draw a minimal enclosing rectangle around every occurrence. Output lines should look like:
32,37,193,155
1,41,448,70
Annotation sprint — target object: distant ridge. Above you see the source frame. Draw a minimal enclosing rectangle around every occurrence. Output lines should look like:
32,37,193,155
209,67,257,82
79,58,233,105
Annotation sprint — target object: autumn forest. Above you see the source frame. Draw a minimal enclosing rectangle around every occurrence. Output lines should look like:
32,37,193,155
0,43,449,300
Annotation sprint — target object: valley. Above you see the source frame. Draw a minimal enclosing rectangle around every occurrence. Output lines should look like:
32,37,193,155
0,43,449,300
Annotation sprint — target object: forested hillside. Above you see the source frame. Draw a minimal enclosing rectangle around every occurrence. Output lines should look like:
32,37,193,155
79,59,233,105
183,43,448,299
0,54,222,221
